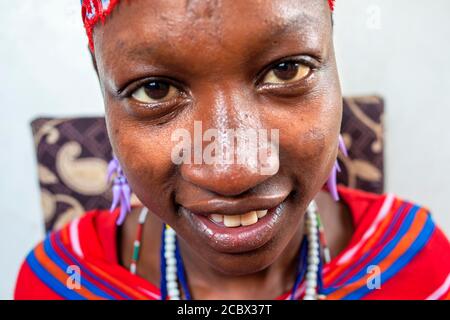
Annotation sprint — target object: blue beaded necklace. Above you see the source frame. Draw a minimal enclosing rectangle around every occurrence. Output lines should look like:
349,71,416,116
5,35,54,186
158,224,325,300
159,225,192,300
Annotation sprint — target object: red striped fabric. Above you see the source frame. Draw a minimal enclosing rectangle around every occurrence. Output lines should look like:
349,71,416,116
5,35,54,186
14,186,450,300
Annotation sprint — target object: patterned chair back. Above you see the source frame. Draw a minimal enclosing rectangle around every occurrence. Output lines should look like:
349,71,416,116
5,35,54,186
31,96,384,231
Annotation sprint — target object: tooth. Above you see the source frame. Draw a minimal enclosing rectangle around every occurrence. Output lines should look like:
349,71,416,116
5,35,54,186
240,211,258,226
224,215,241,227
256,210,268,218
210,214,223,223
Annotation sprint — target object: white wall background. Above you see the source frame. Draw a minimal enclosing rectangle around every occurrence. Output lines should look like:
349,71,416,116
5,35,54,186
0,0,449,299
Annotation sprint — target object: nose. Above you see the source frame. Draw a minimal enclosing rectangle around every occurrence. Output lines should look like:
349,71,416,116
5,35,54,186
179,87,279,196
181,161,277,196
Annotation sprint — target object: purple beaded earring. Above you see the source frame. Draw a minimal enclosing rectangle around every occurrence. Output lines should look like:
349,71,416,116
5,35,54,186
327,135,348,201
107,156,132,225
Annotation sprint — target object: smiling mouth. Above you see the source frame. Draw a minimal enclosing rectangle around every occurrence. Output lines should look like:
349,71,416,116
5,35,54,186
179,197,289,254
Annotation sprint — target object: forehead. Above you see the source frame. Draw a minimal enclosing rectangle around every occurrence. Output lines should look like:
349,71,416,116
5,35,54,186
94,0,330,73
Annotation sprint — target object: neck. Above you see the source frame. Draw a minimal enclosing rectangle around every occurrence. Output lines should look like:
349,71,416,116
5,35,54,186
177,222,304,300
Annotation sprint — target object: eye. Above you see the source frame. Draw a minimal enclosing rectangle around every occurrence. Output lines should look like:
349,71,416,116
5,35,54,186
131,80,179,103
262,61,311,85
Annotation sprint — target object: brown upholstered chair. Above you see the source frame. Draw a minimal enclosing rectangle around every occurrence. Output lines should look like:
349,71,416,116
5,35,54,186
31,96,384,232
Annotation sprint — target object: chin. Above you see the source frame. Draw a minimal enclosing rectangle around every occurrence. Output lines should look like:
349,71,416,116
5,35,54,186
193,230,296,276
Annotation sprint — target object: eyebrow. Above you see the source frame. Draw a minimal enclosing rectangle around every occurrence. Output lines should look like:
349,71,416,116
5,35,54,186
243,11,327,62
266,11,323,40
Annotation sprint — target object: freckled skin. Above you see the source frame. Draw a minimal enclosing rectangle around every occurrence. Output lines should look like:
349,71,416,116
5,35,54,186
92,0,352,299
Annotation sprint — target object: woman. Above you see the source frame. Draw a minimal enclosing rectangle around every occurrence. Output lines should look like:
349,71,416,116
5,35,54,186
15,0,450,300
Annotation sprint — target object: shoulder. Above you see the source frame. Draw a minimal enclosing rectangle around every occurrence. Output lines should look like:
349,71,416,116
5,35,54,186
14,208,115,300
14,229,72,300
14,238,62,300
14,208,160,300
368,196,450,300
328,187,450,300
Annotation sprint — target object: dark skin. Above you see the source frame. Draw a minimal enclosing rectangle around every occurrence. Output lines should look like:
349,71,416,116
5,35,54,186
92,0,354,299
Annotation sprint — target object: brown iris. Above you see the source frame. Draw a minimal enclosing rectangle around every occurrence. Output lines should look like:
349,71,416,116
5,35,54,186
143,81,170,100
273,62,300,80
262,61,311,84
131,80,178,103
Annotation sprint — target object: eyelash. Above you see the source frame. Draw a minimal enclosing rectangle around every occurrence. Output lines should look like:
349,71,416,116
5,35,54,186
256,56,320,87
118,54,321,107
118,77,185,100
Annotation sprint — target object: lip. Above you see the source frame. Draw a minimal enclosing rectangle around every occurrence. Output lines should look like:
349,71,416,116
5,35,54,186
180,198,288,254
177,192,289,216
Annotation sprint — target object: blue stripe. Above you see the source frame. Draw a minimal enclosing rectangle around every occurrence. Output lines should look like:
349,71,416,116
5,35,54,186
329,203,408,288
43,236,114,299
323,205,420,295
175,238,191,300
342,213,435,300
26,247,86,300
291,237,308,299
54,232,131,300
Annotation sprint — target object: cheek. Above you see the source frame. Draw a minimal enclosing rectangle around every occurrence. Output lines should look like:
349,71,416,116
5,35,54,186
105,102,177,212
268,93,341,188
289,126,337,194
297,126,337,181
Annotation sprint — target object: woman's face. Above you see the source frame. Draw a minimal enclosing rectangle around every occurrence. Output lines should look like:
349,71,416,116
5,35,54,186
93,0,341,275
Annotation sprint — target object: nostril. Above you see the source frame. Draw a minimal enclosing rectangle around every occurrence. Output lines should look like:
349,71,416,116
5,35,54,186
180,163,274,197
